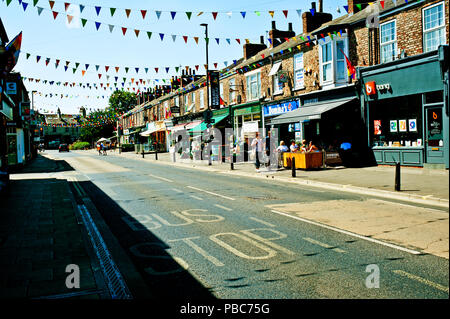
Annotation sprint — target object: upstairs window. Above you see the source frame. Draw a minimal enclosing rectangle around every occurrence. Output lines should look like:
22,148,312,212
199,89,205,109
319,35,349,86
246,71,261,102
380,20,397,63
423,2,446,52
228,78,236,104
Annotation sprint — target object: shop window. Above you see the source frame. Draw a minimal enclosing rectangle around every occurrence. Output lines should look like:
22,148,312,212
269,61,283,95
319,36,348,87
246,71,261,102
423,2,446,52
369,94,422,148
293,53,304,90
380,20,397,63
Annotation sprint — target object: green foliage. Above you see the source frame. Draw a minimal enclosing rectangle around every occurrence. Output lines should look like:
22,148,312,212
69,141,90,150
79,90,137,143
108,90,138,114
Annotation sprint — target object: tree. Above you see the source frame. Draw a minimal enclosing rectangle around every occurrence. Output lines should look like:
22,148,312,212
79,90,137,145
108,90,137,114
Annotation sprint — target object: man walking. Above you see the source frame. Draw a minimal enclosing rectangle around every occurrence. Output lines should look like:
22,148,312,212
251,132,263,172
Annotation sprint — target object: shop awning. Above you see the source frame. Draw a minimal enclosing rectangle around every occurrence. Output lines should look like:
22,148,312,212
167,120,202,132
189,114,228,134
270,98,356,125
268,61,282,76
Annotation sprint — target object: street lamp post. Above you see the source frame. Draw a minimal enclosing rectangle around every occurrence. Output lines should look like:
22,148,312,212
200,23,212,166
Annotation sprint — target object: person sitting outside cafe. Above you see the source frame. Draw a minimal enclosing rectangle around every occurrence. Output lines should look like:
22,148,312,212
290,141,299,152
276,141,289,168
300,140,307,153
307,141,319,152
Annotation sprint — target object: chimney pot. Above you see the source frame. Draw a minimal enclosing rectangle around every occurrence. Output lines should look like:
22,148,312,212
311,2,316,10
260,35,264,44
288,23,293,31
271,21,276,30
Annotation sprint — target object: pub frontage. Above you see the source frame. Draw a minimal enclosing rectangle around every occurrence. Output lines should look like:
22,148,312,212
358,45,449,169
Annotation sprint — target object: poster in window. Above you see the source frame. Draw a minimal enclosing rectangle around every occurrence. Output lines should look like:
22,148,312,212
374,120,382,135
408,119,417,132
399,120,407,132
390,120,398,132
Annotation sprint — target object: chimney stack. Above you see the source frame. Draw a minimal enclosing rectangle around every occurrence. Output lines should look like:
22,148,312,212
302,2,332,33
269,21,296,48
347,0,372,14
243,36,267,60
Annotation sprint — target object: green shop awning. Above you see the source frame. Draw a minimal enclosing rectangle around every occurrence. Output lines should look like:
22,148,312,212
189,114,229,134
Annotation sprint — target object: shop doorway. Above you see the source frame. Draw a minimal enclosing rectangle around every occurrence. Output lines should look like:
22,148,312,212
425,106,445,164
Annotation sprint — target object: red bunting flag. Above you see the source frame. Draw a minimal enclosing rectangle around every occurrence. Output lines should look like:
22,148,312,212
380,1,385,9
141,10,147,19
52,11,58,19
212,12,218,20
236,39,241,44
193,37,199,44
98,74,102,79
134,29,140,37
154,68,159,73
214,63,218,69
283,10,288,18
49,0,55,10
125,9,131,18
105,66,109,72
122,27,127,35
261,54,265,59
115,67,119,73
183,36,188,43
195,65,199,71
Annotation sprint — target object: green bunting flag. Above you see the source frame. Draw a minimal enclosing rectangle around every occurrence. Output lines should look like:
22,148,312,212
147,31,152,39
110,7,116,16
81,18,87,27
185,12,192,20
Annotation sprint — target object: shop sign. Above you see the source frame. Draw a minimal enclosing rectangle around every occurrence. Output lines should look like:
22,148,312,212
170,106,180,114
242,121,259,133
365,81,391,96
408,119,417,132
365,81,376,95
20,101,31,116
390,120,398,132
209,71,220,109
5,82,17,95
263,100,299,117
399,120,407,132
277,70,289,83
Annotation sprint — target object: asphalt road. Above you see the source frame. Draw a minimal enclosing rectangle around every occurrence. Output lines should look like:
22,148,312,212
50,150,449,299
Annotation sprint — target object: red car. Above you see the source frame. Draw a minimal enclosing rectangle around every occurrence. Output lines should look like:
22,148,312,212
58,144,69,152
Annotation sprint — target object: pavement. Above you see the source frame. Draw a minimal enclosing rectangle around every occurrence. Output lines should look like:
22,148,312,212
100,149,449,208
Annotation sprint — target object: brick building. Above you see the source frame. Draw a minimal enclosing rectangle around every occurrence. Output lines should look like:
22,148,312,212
117,0,449,167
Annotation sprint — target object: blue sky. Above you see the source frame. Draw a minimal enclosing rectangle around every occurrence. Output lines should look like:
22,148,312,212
1,0,348,114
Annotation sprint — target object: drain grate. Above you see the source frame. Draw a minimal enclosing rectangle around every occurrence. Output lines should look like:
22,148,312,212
78,204,132,299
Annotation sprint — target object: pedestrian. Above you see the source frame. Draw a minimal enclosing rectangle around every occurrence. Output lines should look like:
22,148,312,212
300,140,308,153
97,143,101,155
251,132,263,172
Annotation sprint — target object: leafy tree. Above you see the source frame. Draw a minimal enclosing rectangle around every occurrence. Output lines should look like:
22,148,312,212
79,90,137,145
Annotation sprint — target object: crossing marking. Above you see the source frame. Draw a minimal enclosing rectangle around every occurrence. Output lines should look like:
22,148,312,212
249,217,276,227
271,210,422,255
148,174,173,183
303,237,346,253
392,270,449,293
187,186,235,201
190,195,203,201
214,204,232,211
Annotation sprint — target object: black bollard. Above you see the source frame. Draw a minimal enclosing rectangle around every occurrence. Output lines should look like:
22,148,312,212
155,149,158,160
208,150,212,166
395,162,401,191
291,156,296,178
230,154,234,170
142,149,145,158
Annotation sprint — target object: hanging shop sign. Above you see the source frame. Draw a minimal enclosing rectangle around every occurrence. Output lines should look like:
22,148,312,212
209,70,220,109
5,82,17,95
263,99,299,117
242,121,259,133
365,81,391,96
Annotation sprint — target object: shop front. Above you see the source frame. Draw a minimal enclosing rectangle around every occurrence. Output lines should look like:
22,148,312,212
358,46,449,168
263,98,300,144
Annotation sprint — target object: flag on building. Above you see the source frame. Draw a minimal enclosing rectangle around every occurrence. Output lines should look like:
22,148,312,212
339,48,356,79
3,32,22,72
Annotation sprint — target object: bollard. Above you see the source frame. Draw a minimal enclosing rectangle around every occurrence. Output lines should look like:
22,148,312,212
395,162,401,191
291,156,296,178
142,149,145,158
155,149,158,160
230,154,234,170
208,150,212,166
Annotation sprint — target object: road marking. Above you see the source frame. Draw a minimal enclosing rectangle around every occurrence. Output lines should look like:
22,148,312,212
303,237,346,253
214,204,233,212
371,199,448,213
271,210,422,255
168,236,224,267
148,174,173,183
171,188,183,193
187,186,235,201
392,270,449,293
249,217,276,227
189,195,203,201
210,232,277,260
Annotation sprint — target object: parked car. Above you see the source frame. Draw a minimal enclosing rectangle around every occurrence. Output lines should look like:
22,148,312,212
58,144,69,152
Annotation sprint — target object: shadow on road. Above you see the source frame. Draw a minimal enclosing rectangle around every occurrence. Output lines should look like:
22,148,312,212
78,179,216,300
11,154,75,174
